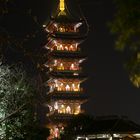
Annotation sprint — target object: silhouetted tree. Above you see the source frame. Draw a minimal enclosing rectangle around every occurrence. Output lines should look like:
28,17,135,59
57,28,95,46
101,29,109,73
110,0,140,88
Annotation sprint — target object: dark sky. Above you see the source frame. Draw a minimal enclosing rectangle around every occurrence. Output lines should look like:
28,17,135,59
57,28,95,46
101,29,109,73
1,0,140,123
80,0,140,123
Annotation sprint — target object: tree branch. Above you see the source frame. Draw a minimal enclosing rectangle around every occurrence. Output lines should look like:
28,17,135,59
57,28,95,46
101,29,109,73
0,103,26,124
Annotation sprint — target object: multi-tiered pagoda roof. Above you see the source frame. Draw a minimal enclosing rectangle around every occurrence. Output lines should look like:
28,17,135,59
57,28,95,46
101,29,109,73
43,0,89,139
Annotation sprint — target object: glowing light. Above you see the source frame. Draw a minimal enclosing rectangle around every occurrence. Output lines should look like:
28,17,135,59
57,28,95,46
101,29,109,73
55,83,58,88
74,22,82,31
64,46,68,50
54,127,59,138
53,40,57,45
72,83,75,88
73,73,79,76
60,0,65,11
48,105,53,111
54,23,58,27
70,63,74,70
58,44,63,50
42,24,46,27
66,84,70,91
109,136,112,140
79,59,85,63
113,134,121,138
54,60,57,66
66,106,71,114
54,102,58,110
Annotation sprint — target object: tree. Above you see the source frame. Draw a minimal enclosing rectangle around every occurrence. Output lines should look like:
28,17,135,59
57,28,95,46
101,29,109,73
0,62,31,139
0,61,48,140
109,0,140,88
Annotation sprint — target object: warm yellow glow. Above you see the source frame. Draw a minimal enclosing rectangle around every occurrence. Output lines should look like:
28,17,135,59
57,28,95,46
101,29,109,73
52,42,79,51
55,103,81,115
48,79,82,92
60,0,65,11
57,63,64,70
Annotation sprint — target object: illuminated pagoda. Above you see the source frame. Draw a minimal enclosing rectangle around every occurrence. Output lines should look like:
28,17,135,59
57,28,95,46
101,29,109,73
43,0,89,139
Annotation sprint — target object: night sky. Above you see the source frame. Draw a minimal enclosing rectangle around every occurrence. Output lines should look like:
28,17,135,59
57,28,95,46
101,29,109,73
1,0,140,123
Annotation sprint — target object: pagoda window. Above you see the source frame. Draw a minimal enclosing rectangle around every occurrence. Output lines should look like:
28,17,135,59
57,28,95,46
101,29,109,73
70,63,79,71
48,105,53,112
59,104,65,113
69,45,74,51
54,127,59,138
70,63,75,70
60,83,64,91
54,102,59,111
71,83,75,91
53,80,81,92
64,46,68,51
66,84,70,91
57,44,64,50
59,26,65,32
49,67,53,71
54,60,57,66
74,105,81,115
50,85,54,92
66,106,71,114
57,63,64,70
74,83,80,91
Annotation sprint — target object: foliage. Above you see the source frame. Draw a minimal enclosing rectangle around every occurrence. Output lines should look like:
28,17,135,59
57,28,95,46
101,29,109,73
0,61,50,140
109,0,140,88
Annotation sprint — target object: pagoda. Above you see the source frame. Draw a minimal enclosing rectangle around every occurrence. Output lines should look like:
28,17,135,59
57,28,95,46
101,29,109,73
43,0,89,139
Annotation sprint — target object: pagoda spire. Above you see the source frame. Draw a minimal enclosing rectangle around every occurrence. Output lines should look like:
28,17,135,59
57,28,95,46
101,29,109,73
59,0,65,12
58,0,66,16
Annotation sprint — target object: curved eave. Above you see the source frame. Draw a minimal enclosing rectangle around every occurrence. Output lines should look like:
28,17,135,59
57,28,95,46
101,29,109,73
46,92,88,101
48,71,83,78
49,32,87,41
47,37,84,45
49,70,81,74
47,113,79,121
48,91,82,94
48,52,87,59
48,72,87,80
50,16,84,24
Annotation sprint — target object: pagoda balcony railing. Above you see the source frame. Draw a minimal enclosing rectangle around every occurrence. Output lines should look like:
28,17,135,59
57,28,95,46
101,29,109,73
50,68,81,73
47,27,79,33
47,111,80,117
47,110,85,117
50,49,81,53
54,30,80,34
49,88,83,93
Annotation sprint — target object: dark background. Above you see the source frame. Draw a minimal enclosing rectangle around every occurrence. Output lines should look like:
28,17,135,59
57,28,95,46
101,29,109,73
81,0,140,123
1,0,140,123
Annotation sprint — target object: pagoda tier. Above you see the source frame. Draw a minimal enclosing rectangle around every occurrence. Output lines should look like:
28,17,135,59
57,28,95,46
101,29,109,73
47,99,85,117
44,7,84,33
47,78,86,93
46,57,85,68
48,72,87,81
47,51,87,59
48,32,87,41
46,22,83,33
45,38,84,51
46,93,88,102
